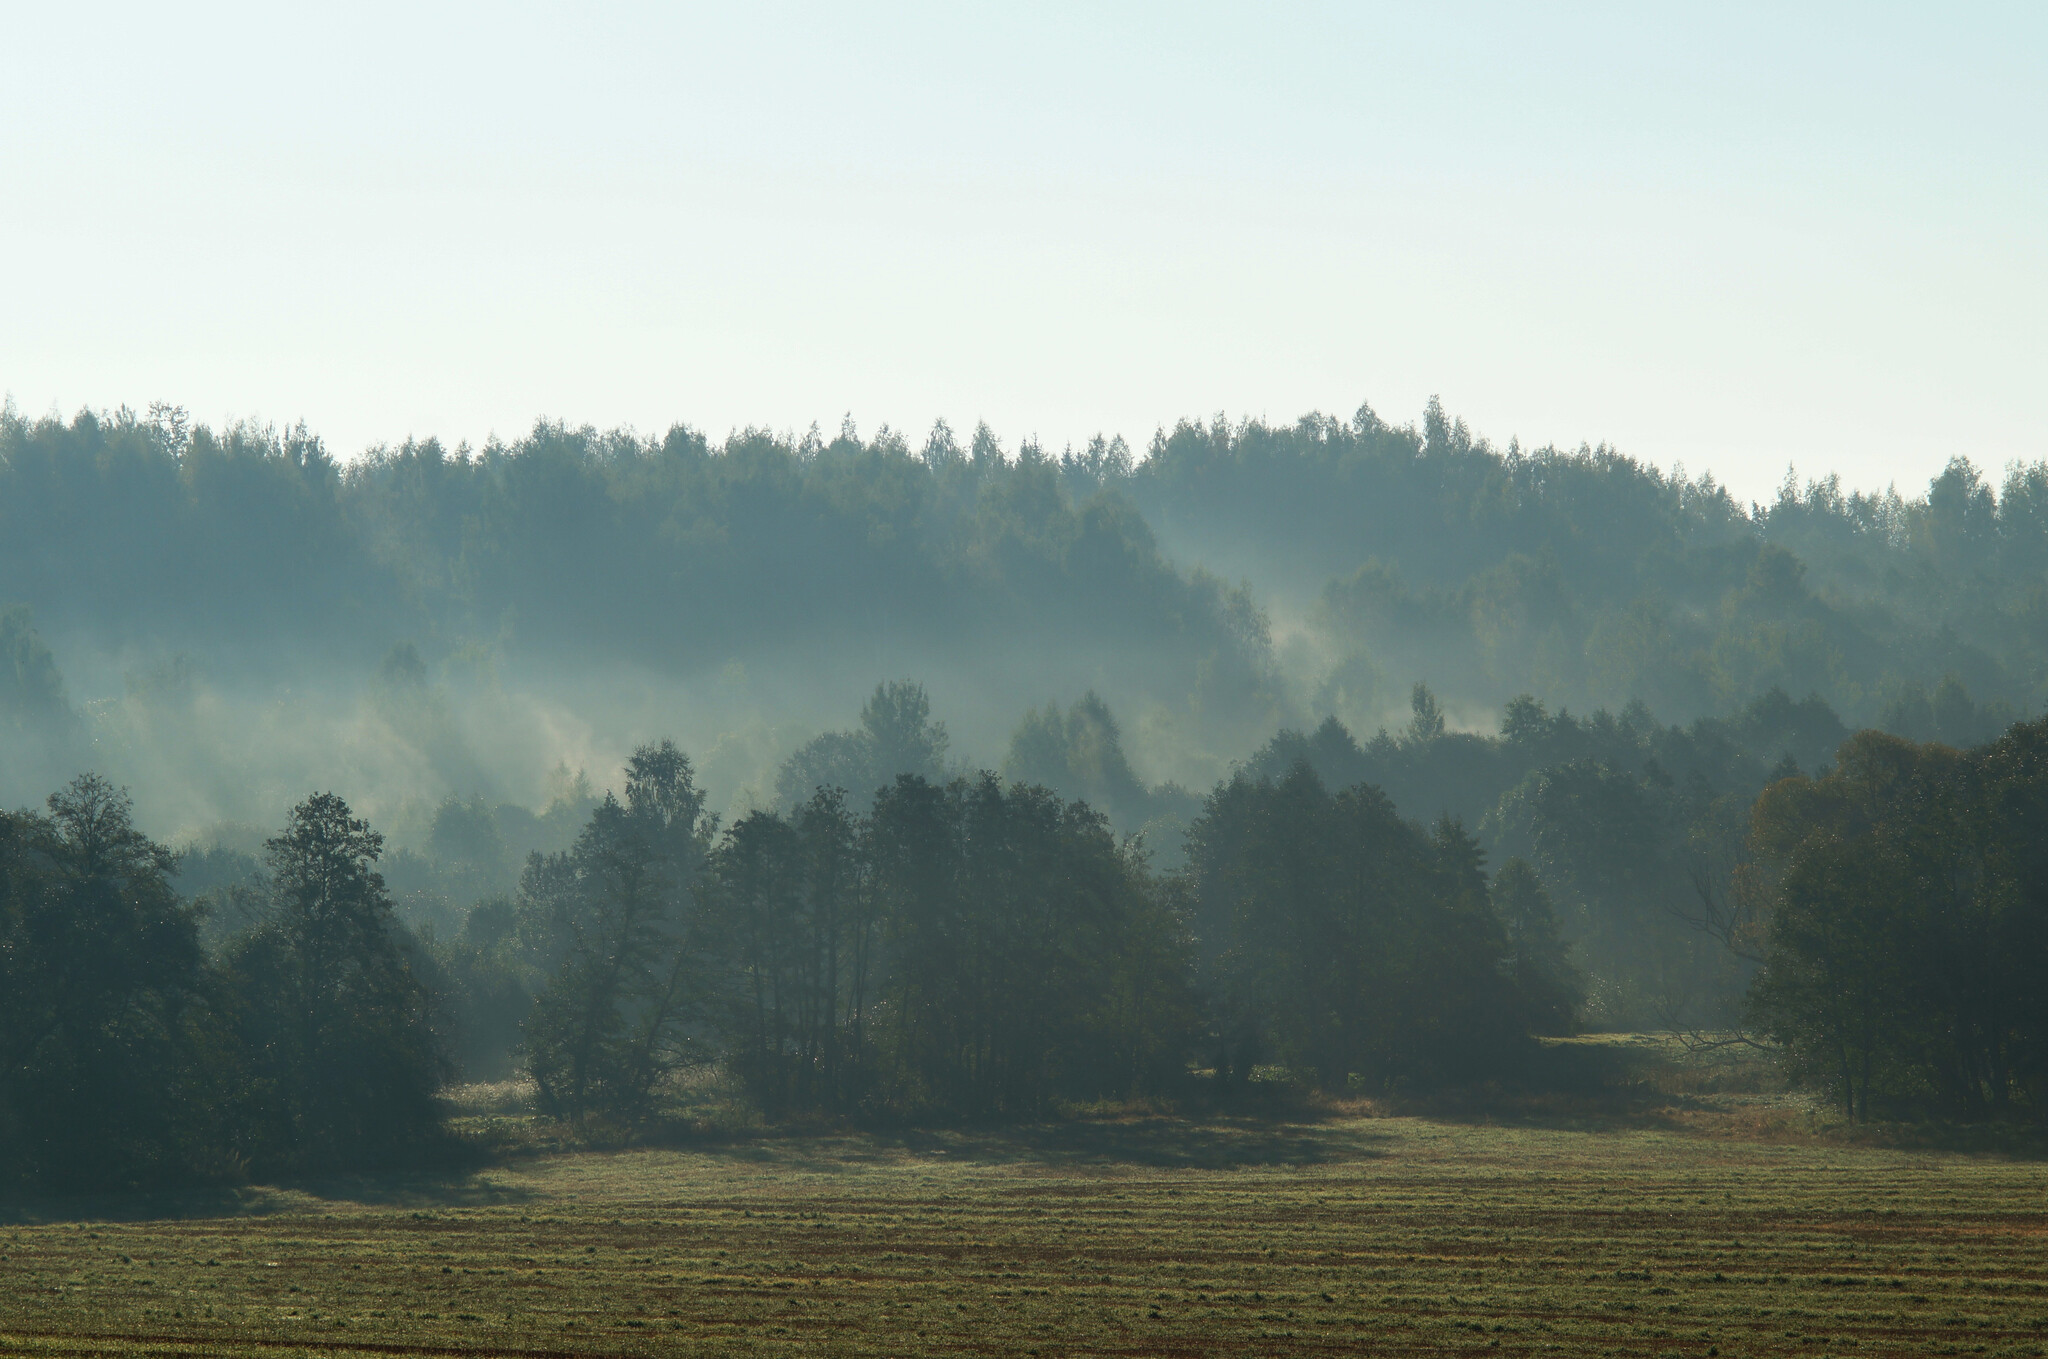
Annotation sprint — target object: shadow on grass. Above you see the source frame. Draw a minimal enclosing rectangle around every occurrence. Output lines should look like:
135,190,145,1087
1383,1040,2048,1159
0,1164,540,1227
1381,1084,1700,1134
846,1115,1392,1171
1366,1037,1812,1136
1830,1116,2048,1161
459,1075,1398,1173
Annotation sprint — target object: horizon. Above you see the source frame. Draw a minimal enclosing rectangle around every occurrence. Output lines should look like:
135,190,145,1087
0,391,2014,510
4,3,2041,506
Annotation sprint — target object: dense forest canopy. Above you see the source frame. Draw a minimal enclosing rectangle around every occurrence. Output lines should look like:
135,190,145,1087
1,395,2038,850
2,393,2046,1185
1133,401,2042,734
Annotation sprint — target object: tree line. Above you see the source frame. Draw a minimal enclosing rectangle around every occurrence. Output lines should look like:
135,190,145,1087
1131,401,2047,730
0,406,1272,741
461,736,1563,1124
0,736,1582,1190
3,399,2041,780
9,703,2048,1193
510,712,2048,1126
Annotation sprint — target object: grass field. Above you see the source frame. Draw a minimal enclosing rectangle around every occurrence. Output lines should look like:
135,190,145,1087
4,1053,2047,1357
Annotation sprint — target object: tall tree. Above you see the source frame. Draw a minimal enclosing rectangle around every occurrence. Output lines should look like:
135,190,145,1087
223,791,443,1169
522,741,715,1120
0,777,217,1188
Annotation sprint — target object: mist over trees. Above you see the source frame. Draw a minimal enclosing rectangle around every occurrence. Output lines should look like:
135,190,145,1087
2,396,2040,844
0,408,1273,792
775,682,951,814
2,393,2047,1184
1132,402,2042,734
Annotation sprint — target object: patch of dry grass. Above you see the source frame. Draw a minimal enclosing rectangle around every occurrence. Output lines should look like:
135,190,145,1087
5,1088,2048,1357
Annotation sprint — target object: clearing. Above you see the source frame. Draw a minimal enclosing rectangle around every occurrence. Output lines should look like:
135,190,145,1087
2,1078,2046,1356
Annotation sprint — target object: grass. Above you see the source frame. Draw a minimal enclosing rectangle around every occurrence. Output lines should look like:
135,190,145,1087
4,1046,2048,1357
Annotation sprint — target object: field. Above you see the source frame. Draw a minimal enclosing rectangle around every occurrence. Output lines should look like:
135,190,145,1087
4,1061,2048,1358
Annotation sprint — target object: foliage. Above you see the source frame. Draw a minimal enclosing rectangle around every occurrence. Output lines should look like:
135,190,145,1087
0,777,218,1189
0,606,66,724
1128,404,2048,726
220,792,445,1171
0,408,1277,745
1242,687,1815,1028
686,772,1197,1120
863,774,1197,1116
702,788,877,1117
1746,721,2048,1119
0,779,450,1188
774,681,950,812
10,677,2048,1197
8,399,2041,833
1184,761,1531,1091
1491,857,1583,1035
1002,691,1200,852
519,741,716,1121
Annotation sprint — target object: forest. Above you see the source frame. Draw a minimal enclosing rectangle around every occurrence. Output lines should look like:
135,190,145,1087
3,397,2048,1190
0,396,2034,821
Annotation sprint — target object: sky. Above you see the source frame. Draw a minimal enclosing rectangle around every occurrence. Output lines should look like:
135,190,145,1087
1,2,2041,502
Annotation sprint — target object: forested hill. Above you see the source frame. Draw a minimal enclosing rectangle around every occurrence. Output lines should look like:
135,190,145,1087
0,399,2039,829
0,408,1265,708
1126,399,2045,734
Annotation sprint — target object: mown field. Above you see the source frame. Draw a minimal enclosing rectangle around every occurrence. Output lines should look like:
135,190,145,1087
4,1069,2047,1357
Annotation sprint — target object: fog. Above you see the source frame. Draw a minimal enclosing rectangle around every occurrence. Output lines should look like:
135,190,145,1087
8,391,2048,1206
28,640,1256,853
3,395,2040,899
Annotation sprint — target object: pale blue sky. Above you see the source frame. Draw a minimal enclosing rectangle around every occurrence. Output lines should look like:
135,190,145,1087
2,2,2040,499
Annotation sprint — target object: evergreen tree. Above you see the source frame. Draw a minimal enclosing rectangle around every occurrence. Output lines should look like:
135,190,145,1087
223,791,443,1170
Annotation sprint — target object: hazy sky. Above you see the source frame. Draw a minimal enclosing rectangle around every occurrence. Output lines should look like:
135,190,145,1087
3,3,2041,500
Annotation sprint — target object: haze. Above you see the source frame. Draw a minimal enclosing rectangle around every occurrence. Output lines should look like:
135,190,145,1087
4,2,2042,502
11,15,2048,1356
